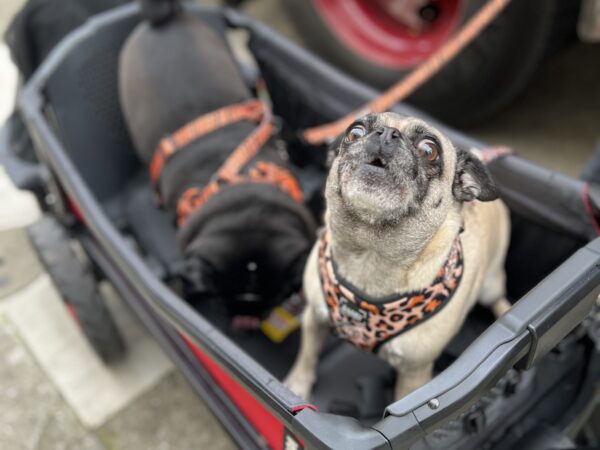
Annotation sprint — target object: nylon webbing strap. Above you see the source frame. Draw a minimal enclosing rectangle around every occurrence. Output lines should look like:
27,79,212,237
149,99,270,188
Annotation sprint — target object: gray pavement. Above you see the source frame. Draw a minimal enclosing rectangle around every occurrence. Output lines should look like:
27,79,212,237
470,42,600,177
0,311,232,450
0,318,105,450
0,1,598,450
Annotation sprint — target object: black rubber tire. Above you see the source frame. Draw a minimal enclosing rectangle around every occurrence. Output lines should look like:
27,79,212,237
28,215,126,363
282,0,578,127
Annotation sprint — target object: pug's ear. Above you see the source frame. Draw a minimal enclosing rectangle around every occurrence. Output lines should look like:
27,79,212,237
453,148,499,202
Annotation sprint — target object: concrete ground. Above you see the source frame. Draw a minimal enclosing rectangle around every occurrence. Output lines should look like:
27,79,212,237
0,1,598,450
470,41,600,176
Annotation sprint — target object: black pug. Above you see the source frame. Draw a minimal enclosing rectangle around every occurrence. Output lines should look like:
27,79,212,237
119,8,316,318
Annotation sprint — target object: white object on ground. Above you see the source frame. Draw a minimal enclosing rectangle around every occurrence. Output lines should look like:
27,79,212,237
0,167,41,231
0,44,18,125
1,275,173,428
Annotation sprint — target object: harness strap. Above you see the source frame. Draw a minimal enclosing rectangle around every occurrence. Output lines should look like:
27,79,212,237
302,0,512,145
176,161,303,226
149,99,304,227
319,229,464,353
149,99,270,189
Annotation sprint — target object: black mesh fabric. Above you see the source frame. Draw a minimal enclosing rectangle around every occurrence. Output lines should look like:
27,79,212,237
43,14,140,201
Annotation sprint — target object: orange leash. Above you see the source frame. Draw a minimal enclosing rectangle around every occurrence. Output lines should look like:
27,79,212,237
149,99,304,227
302,0,512,145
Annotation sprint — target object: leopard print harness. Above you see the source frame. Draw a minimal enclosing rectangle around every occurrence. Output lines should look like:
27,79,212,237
318,229,464,353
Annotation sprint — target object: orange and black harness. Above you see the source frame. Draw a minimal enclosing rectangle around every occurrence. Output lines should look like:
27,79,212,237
150,99,304,227
318,230,464,353
315,144,509,353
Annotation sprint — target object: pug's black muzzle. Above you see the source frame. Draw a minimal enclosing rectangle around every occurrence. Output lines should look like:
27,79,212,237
362,126,401,169
346,126,417,182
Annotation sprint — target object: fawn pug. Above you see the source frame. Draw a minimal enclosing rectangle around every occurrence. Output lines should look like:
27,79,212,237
285,112,510,400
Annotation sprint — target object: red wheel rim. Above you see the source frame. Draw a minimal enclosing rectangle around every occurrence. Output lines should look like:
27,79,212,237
313,0,463,69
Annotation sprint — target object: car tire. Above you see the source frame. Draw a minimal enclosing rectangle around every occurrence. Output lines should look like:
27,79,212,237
282,0,579,127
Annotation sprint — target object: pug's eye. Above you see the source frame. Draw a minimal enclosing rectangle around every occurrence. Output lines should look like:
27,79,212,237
416,138,440,161
346,124,367,142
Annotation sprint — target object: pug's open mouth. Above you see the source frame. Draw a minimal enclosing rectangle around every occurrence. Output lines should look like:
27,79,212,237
356,156,393,180
366,156,388,170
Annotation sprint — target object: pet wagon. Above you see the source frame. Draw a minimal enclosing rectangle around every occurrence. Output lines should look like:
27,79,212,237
2,2,600,449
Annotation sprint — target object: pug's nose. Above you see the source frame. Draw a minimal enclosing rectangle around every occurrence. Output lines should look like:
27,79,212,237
378,127,401,146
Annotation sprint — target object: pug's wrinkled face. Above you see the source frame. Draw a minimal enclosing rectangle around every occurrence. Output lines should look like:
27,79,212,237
327,112,498,225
